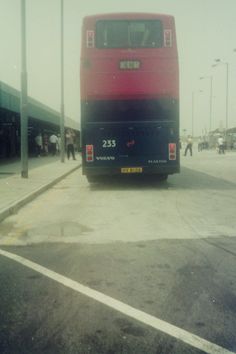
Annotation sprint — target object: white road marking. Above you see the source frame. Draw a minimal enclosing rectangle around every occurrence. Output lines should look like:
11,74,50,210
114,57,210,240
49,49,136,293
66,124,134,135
0,248,235,354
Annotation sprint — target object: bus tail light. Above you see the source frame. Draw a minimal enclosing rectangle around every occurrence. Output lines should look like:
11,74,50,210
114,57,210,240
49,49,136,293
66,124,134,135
164,29,172,47
86,144,94,162
169,143,176,160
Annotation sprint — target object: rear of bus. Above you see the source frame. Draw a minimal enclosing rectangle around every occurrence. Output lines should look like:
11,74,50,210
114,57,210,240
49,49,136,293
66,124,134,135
80,13,179,181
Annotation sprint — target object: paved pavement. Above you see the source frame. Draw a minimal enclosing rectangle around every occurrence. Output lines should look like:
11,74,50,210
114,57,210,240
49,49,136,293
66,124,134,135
0,154,81,223
1,148,235,225
180,147,236,185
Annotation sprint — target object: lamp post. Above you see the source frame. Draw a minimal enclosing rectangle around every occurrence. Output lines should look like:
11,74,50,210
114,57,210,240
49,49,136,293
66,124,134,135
191,90,203,137
212,59,229,131
60,0,65,162
199,76,213,132
20,0,28,178
192,91,194,137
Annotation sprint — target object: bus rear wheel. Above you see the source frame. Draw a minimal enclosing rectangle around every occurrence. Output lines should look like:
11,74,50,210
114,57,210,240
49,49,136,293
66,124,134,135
86,175,103,183
157,174,168,181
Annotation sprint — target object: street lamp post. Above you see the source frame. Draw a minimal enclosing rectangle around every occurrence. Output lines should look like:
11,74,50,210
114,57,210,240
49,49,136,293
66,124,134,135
212,59,229,131
191,90,203,137
199,76,213,132
60,0,65,162
192,91,194,137
20,0,28,178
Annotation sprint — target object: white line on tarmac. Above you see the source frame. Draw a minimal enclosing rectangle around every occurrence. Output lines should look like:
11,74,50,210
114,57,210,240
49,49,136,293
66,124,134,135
0,248,235,354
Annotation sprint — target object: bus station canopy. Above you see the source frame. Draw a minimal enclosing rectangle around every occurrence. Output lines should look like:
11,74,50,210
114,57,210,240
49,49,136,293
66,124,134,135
0,81,79,131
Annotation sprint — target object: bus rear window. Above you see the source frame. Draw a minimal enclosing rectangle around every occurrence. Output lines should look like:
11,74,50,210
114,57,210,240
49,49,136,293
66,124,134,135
96,20,163,48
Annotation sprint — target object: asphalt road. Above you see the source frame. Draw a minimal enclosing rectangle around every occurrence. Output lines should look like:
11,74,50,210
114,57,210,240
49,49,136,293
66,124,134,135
0,150,236,354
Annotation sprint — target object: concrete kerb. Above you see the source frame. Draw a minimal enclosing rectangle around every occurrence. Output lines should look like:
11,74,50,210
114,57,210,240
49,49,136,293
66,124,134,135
0,164,81,224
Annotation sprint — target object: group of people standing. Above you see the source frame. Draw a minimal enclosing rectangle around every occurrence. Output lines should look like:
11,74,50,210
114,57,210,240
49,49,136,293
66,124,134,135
35,129,77,159
181,135,226,156
35,132,60,157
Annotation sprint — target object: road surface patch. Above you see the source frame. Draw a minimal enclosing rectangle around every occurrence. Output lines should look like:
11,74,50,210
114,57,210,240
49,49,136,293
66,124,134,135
0,248,235,354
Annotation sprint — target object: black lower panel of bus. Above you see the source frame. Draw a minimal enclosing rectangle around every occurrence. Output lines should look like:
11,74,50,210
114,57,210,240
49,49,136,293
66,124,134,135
81,98,178,122
81,99,179,180
81,120,180,179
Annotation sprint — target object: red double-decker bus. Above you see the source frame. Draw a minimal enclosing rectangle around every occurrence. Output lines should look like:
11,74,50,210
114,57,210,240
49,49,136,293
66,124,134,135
80,13,179,182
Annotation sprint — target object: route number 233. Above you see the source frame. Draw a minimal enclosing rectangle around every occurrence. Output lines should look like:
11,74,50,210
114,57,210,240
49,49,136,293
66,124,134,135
102,139,116,148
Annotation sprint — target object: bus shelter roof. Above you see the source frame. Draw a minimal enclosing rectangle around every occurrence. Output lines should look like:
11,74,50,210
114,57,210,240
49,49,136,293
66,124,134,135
0,81,79,131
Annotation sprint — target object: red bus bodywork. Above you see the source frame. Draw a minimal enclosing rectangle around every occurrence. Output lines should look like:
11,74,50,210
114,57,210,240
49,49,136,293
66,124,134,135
80,13,179,102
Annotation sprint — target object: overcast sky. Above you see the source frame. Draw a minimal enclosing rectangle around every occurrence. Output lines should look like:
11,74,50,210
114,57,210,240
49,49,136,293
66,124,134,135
0,0,236,136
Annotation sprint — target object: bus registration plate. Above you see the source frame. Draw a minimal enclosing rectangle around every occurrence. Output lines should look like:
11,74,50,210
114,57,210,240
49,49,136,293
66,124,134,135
121,167,143,174
119,60,140,70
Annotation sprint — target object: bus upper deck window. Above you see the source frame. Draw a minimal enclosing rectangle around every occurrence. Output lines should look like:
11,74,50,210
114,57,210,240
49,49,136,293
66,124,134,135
96,20,163,49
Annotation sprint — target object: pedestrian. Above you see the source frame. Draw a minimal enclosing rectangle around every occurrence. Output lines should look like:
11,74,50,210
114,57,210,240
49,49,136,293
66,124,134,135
184,135,193,156
218,135,225,154
57,134,61,154
179,139,182,150
198,138,203,152
66,129,76,160
49,133,58,156
35,132,43,157
43,134,49,155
